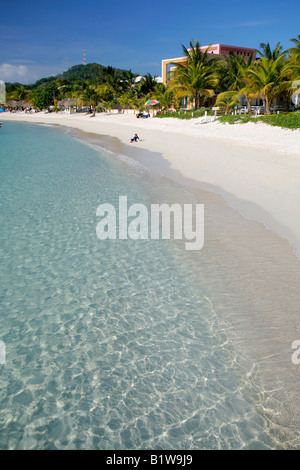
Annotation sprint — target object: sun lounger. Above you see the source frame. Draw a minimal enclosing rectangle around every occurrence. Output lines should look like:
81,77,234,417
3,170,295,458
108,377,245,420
194,116,217,125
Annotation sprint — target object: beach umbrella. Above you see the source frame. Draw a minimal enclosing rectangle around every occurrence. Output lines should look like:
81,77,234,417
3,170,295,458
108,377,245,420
145,99,160,106
145,99,160,116
58,98,76,108
6,100,18,109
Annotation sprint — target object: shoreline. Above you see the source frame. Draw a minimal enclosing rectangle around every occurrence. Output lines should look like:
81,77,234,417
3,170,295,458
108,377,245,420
2,112,300,258
3,113,300,446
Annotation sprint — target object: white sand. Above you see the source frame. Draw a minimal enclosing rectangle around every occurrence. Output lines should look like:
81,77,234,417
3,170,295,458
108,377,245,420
2,111,300,256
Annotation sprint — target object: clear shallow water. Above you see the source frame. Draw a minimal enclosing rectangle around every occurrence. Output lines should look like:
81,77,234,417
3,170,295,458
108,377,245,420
0,122,300,450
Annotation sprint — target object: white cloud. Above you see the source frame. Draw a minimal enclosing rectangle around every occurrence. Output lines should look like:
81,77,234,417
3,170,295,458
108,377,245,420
0,63,29,83
0,63,68,84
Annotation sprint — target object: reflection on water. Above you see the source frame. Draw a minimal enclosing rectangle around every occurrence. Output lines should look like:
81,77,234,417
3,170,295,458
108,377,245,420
0,122,300,449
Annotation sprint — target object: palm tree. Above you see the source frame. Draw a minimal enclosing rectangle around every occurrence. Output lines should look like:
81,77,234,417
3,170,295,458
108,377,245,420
80,85,102,116
168,40,220,109
288,51,300,78
216,91,240,115
153,84,177,111
181,40,219,67
12,86,26,101
119,69,139,93
238,84,256,114
288,35,300,56
222,51,255,89
258,42,284,60
247,54,291,114
235,53,256,113
139,73,157,96
102,67,122,97
71,82,87,108
97,84,114,103
217,51,256,112
118,90,139,113
170,61,218,110
218,52,242,92
280,51,300,108
129,96,141,113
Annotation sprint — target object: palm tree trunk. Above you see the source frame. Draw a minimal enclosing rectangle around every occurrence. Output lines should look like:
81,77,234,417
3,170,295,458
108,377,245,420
194,93,198,110
265,98,271,115
246,97,252,114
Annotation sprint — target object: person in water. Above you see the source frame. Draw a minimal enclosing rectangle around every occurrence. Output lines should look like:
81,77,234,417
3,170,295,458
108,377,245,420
130,134,139,143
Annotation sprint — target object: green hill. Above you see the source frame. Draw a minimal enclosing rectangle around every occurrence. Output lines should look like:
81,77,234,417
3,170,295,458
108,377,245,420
5,63,130,89
59,63,106,81
32,63,128,88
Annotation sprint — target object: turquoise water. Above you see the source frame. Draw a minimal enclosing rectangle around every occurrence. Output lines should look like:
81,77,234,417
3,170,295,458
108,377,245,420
0,122,299,449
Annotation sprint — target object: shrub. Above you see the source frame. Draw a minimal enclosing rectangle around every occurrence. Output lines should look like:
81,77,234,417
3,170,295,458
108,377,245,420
154,108,215,120
217,112,300,129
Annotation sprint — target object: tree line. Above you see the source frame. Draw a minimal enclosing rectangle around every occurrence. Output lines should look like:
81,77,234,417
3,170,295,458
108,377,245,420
4,35,300,115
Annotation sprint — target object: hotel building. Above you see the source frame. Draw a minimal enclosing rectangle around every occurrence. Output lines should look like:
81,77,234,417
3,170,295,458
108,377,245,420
162,43,257,85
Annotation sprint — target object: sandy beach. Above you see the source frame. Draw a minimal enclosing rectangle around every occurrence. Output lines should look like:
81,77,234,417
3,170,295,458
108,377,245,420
2,111,300,257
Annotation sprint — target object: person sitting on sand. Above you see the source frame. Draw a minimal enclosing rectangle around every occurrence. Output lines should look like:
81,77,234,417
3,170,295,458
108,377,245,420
130,134,139,143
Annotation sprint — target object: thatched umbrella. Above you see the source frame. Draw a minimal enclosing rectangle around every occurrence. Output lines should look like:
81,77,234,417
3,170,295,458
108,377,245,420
58,98,76,108
6,100,31,110
5,100,18,108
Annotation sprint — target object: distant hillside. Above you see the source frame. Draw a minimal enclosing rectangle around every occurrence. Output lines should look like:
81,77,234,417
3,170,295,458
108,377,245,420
60,63,108,81
32,63,128,88
5,63,130,89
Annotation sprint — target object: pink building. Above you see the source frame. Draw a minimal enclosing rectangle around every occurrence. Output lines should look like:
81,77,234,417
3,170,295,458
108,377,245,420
199,43,256,58
162,43,256,84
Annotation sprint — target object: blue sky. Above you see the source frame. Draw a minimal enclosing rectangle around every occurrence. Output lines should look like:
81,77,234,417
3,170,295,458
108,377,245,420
0,0,298,84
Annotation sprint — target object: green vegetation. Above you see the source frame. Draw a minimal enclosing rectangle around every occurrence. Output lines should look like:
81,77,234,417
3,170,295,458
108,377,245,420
218,112,300,129
258,112,300,129
218,115,253,125
32,83,58,109
154,108,215,119
169,41,219,110
3,63,161,112
2,35,299,129
156,108,300,130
